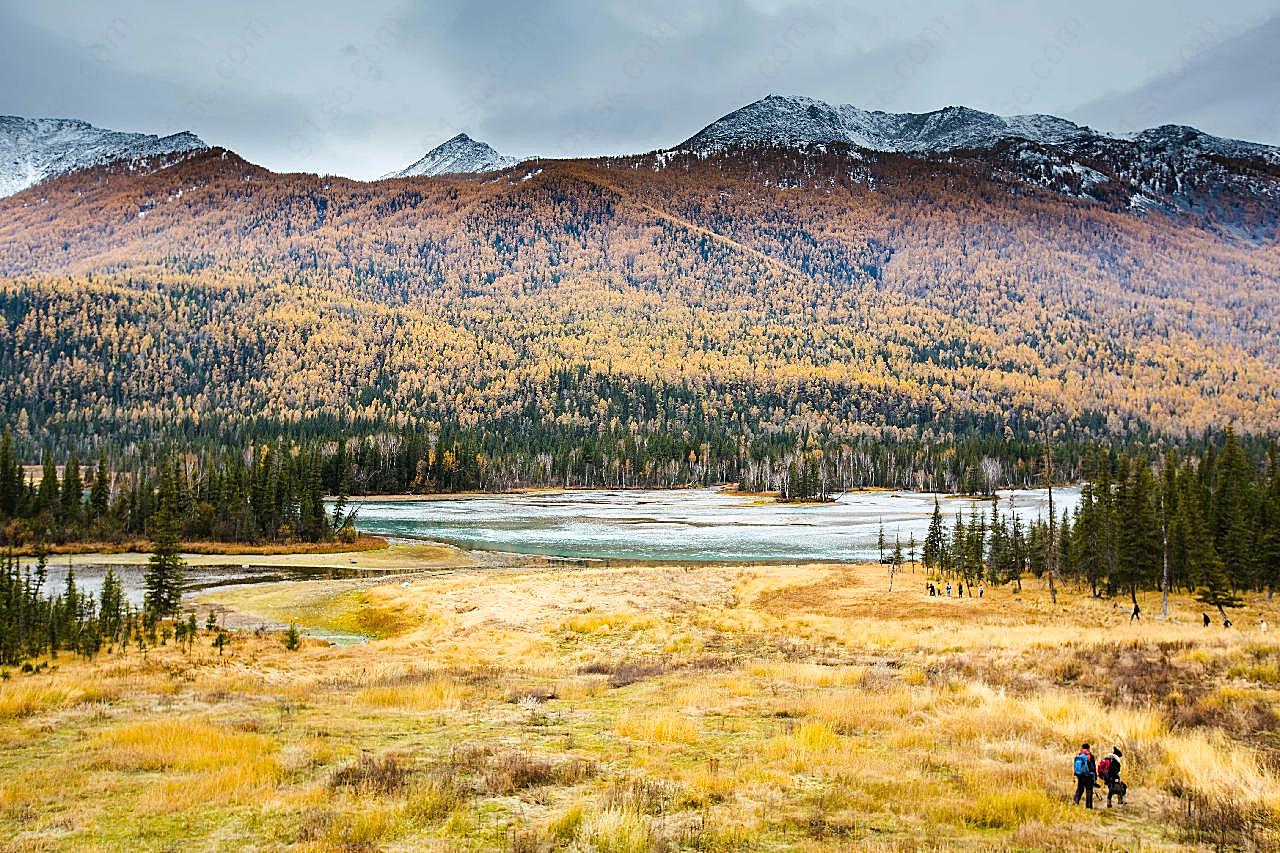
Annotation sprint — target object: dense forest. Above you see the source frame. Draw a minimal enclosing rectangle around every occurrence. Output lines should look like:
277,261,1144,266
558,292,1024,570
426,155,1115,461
918,430,1280,612
0,426,344,547
3,147,1279,456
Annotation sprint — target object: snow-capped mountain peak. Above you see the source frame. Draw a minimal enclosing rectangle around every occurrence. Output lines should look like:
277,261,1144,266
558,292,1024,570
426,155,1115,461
0,116,208,198
381,133,519,178
679,94,1096,153
672,95,1280,235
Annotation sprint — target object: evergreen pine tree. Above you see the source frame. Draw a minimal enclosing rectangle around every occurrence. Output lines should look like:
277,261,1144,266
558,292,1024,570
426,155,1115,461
89,451,110,526
0,427,18,518
923,498,945,571
99,567,123,644
284,622,301,651
35,449,59,522
1182,475,1242,616
1214,429,1257,591
60,453,82,529
143,468,185,619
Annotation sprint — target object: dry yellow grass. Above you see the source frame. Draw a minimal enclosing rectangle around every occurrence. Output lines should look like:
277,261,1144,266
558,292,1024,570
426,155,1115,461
615,709,702,744
357,677,475,711
1,560,1278,850
92,719,277,772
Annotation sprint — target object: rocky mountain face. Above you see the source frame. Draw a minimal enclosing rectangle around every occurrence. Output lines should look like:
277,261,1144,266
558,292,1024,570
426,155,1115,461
0,116,206,198
678,94,1098,152
675,95,1280,234
381,133,519,178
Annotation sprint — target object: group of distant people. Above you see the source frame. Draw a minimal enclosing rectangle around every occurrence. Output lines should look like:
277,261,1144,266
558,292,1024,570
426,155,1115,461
926,581,983,598
1073,743,1127,808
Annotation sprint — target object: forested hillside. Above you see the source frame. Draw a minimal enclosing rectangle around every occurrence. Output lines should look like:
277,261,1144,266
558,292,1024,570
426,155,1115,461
1,142,1278,489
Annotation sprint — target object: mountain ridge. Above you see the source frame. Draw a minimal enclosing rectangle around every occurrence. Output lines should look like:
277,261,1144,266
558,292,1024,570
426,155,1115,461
0,116,206,198
677,93,1280,160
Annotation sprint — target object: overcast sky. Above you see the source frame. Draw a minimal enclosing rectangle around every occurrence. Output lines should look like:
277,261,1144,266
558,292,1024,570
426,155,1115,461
3,0,1278,179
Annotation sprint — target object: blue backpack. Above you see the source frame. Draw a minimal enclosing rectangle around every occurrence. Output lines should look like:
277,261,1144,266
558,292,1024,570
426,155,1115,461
1073,753,1090,776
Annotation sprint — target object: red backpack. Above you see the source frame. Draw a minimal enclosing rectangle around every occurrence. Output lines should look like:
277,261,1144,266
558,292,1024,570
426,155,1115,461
1097,755,1114,778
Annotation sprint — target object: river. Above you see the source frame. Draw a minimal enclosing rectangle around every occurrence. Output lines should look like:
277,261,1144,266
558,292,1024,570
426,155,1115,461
350,486,1082,563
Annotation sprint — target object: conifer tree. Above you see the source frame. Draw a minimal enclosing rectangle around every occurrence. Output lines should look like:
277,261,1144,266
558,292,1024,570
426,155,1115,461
35,450,59,522
99,567,123,644
923,498,945,571
89,451,110,526
61,453,82,529
143,467,185,619
1181,475,1241,616
0,427,18,517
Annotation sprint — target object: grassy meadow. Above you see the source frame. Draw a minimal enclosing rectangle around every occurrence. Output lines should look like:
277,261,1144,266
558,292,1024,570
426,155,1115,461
1,558,1278,851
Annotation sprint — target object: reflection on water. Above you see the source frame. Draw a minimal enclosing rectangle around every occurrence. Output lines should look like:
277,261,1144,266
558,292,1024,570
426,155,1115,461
24,561,385,645
29,561,385,608
350,486,1082,563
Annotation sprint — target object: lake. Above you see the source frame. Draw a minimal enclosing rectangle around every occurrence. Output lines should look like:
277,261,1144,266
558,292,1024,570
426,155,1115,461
350,486,1082,563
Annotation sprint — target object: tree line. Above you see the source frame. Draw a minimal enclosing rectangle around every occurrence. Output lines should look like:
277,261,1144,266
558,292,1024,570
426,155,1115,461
915,430,1280,613
2,428,1277,668
0,427,349,548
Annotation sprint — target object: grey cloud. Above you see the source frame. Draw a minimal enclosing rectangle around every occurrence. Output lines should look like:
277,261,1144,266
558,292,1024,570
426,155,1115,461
392,0,957,155
4,0,1280,178
0,5,341,171
1074,14,1280,145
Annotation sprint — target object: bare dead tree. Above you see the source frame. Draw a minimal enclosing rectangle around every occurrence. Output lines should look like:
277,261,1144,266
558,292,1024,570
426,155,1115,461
1044,432,1059,605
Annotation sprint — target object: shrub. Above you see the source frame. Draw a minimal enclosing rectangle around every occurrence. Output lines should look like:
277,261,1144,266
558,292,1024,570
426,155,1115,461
329,753,410,795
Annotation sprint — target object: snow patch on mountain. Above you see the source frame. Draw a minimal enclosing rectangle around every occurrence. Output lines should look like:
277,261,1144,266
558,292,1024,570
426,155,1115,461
0,116,207,198
382,134,519,178
674,95,1280,230
679,95,1098,154
680,95,1280,163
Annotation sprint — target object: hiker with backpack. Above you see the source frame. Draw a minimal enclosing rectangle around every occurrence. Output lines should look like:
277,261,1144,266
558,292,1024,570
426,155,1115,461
1097,747,1126,807
1073,743,1098,808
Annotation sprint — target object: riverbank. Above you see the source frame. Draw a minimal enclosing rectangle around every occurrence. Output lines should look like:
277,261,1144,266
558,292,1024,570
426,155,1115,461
10,534,390,558
341,482,1078,503
16,540,473,571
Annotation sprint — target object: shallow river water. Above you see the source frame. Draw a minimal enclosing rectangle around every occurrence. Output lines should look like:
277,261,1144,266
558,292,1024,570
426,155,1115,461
351,486,1082,564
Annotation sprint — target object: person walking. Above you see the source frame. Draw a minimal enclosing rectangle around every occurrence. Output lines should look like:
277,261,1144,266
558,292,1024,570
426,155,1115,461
1073,743,1097,808
1097,747,1125,807
1130,602,1140,622
958,582,964,597
1203,613,1211,627
978,584,984,598
946,583,952,597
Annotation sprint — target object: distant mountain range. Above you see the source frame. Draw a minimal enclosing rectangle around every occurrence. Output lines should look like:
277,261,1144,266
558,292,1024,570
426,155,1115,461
6,94,1279,208
679,94,1280,160
1,95,1279,447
